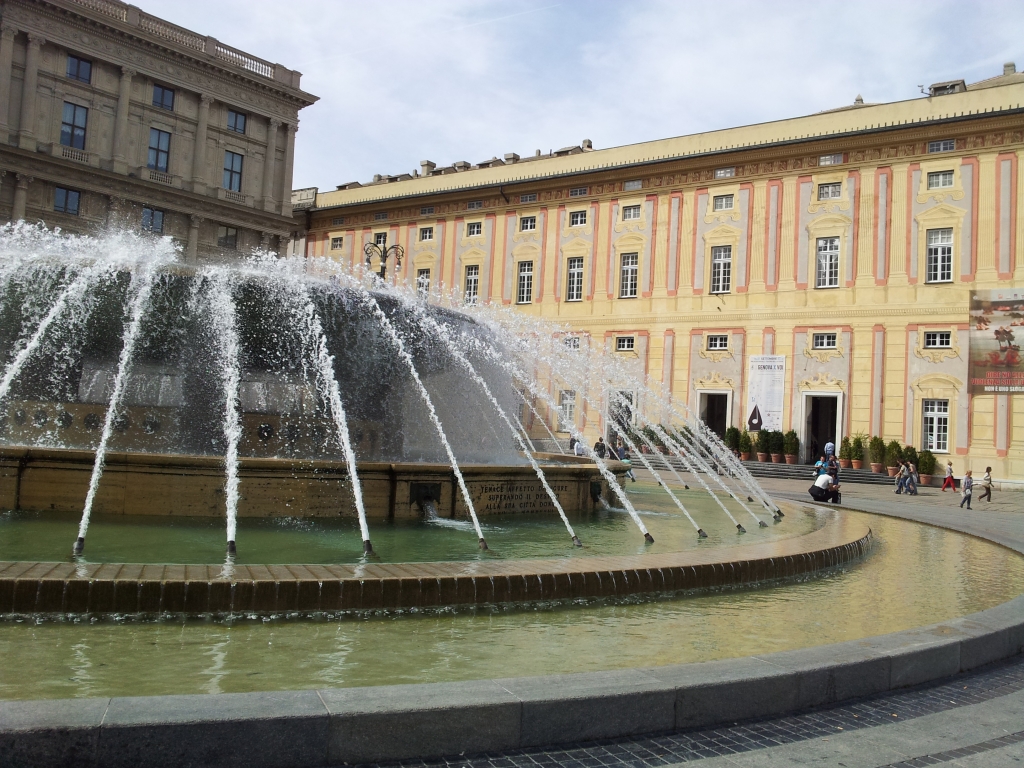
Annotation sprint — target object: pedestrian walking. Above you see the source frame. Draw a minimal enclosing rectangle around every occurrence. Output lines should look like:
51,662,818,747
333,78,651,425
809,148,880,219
941,461,955,492
616,441,636,482
977,467,993,503
593,436,607,459
906,459,918,495
568,436,577,453
959,471,974,509
574,438,586,456
824,440,835,458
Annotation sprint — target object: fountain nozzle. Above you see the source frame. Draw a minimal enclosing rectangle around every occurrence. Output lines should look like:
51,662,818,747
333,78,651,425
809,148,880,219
684,485,690,490
363,539,374,555
226,540,236,556
775,508,785,518
572,535,582,547
773,513,783,522
644,532,655,544
72,537,84,555
478,538,489,550
747,496,754,502
736,524,746,533
697,528,708,539
758,520,768,528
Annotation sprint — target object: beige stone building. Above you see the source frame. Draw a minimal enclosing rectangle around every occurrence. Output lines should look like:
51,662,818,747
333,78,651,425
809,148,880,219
0,0,316,258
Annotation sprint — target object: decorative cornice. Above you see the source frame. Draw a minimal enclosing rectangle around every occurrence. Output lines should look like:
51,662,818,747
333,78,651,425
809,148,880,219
798,372,846,392
914,328,961,363
693,371,734,390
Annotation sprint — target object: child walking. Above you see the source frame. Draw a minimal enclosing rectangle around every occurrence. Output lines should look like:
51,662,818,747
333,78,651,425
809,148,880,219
959,470,974,510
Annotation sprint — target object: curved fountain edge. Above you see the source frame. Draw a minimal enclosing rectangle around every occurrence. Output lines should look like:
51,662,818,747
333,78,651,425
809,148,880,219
1,503,1023,768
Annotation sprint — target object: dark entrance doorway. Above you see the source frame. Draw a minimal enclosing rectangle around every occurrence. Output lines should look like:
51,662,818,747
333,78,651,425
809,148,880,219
806,395,838,463
699,393,729,439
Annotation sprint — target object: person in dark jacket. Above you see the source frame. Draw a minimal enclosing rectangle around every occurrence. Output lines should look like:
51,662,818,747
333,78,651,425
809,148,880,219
593,437,607,459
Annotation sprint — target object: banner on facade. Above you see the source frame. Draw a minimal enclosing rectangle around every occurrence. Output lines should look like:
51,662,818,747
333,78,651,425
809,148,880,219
969,290,1024,393
746,355,786,431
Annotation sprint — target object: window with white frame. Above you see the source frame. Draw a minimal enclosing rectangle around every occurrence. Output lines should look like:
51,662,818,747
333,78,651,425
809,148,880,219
622,204,641,220
819,153,843,166
330,236,344,250
619,252,639,298
812,332,837,349
616,336,635,351
712,194,734,211
467,200,483,210
464,264,479,305
564,336,581,349
624,179,642,191
570,210,587,226
374,232,388,247
706,334,729,350
927,170,954,189
922,399,949,452
815,236,840,288
566,256,584,301
374,212,388,221
818,182,842,200
926,228,953,283
928,139,955,153
710,245,732,294
416,268,430,296
520,216,536,232
517,261,533,304
714,167,735,179
419,227,433,241
557,390,576,432
466,222,482,237
924,331,952,348
420,206,434,215
519,193,537,203
569,186,588,197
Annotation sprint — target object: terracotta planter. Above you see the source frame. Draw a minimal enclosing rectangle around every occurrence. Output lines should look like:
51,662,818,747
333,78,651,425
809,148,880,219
771,453,783,463
757,452,769,462
740,452,751,461
870,462,884,473
886,466,899,477
784,454,797,464
851,460,864,470
838,458,852,469
919,474,933,487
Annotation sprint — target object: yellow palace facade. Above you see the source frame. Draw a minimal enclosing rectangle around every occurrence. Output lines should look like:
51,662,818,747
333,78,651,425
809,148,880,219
294,66,1024,480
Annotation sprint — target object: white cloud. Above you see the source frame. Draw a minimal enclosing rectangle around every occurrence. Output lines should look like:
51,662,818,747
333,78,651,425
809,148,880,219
138,0,1024,191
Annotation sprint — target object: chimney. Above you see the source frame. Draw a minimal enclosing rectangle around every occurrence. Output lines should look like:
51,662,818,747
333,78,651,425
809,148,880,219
453,160,470,171
854,94,863,105
372,174,382,182
535,149,541,157
420,160,436,175
582,139,593,150
1005,62,1017,76
504,152,520,164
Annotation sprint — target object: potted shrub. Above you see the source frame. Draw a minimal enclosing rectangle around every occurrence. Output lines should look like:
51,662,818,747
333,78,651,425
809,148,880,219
869,436,886,473
918,449,936,487
850,434,865,470
725,426,741,456
738,430,752,461
885,440,903,476
755,430,770,462
770,430,785,463
783,430,799,464
837,436,853,469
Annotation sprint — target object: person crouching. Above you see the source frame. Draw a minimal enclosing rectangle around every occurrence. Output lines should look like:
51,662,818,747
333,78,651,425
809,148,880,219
809,468,841,504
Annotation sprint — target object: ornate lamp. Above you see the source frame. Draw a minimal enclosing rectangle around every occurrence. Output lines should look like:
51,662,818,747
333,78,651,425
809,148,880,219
363,233,404,280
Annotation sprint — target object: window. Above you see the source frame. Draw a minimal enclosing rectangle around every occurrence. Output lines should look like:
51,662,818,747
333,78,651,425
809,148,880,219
148,128,171,173
227,110,247,134
517,261,533,304
616,336,635,351
520,193,537,203
467,200,483,210
54,187,80,215
569,186,588,197
66,55,92,83
374,232,388,247
223,151,243,192
420,206,434,216
152,84,174,111
419,227,433,242
926,228,953,283
60,102,87,149
570,211,587,226
922,399,949,452
217,226,238,248
374,212,388,221
520,216,536,232
928,139,955,153
557,390,576,432
924,331,952,348
707,334,729,351
331,217,345,226
467,222,482,237
712,194,733,211
815,236,840,288
714,167,735,179
622,205,641,220
624,179,642,191
710,245,732,294
464,265,479,305
416,269,430,296
566,257,583,301
818,182,842,200
330,236,344,250
619,252,638,298
819,153,843,166
812,332,837,349
142,207,164,233
564,336,580,349
927,171,954,189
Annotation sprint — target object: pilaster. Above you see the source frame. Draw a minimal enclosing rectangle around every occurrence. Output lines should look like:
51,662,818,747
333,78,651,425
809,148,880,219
191,95,213,193
0,24,17,138
12,174,31,221
748,180,767,295
17,33,44,150
262,118,281,211
111,67,135,174
280,122,297,216
975,153,999,283
187,215,202,264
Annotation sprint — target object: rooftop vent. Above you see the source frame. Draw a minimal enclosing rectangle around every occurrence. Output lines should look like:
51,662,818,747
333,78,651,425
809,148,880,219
420,160,436,175
1005,62,1017,75
929,79,966,97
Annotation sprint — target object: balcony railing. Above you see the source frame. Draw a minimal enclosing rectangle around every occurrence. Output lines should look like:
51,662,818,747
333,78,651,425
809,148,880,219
223,189,246,204
60,145,90,163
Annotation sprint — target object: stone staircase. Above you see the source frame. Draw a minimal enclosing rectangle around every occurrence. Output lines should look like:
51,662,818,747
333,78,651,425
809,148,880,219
739,460,897,486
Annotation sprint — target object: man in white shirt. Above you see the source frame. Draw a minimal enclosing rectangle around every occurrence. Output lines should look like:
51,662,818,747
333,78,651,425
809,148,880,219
824,440,835,458
809,471,840,503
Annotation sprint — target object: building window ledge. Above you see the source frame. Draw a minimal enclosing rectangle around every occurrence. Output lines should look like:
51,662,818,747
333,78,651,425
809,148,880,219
135,166,182,188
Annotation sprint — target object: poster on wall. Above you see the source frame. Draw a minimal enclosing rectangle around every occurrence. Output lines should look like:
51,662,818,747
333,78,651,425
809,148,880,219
746,355,786,431
969,290,1024,393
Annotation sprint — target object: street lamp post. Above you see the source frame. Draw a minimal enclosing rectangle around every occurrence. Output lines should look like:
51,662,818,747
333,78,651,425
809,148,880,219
363,234,404,281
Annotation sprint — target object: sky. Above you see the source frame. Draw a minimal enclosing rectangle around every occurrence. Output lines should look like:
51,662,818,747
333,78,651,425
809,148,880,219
141,0,1024,192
